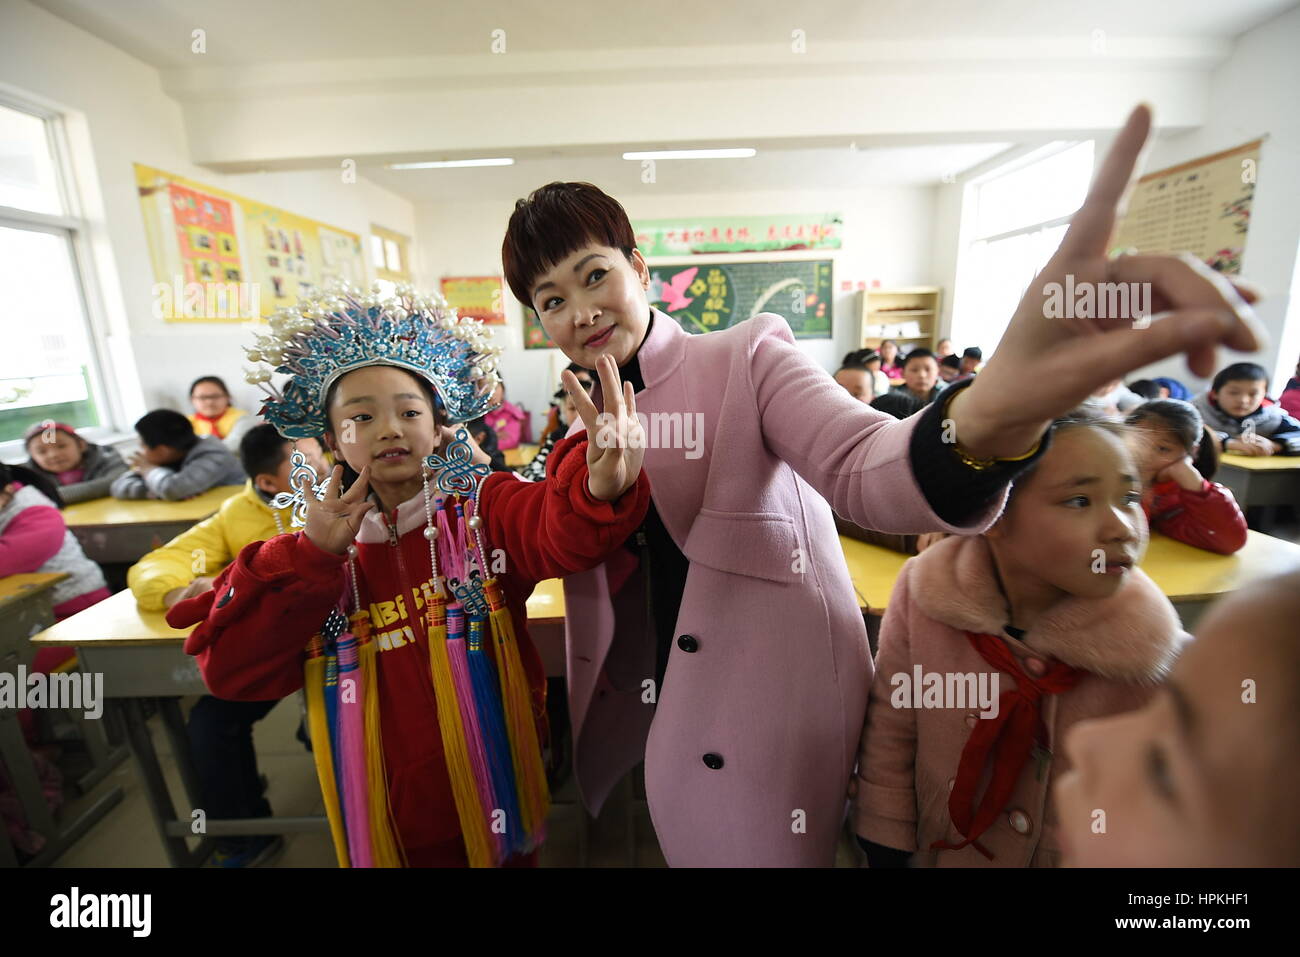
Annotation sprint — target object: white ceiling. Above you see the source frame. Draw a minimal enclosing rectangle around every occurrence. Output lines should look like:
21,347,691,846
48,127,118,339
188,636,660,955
25,0,1296,200
28,0,1298,66
362,141,1016,201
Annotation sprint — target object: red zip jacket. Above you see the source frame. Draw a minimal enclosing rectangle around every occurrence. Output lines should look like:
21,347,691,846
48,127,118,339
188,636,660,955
1143,477,1247,555
168,435,650,865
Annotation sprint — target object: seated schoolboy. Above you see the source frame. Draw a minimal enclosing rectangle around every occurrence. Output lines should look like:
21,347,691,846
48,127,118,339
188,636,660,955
127,424,329,867
938,353,964,384
1126,379,1163,401
958,346,983,376
834,349,890,403
1193,361,1300,456
21,421,127,504
889,348,944,407
110,410,246,500
128,424,328,610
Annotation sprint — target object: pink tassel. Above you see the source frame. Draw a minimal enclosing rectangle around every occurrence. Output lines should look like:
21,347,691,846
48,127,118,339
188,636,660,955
336,632,372,868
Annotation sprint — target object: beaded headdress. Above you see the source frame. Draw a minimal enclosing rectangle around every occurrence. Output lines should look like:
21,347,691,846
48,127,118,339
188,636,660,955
243,281,504,439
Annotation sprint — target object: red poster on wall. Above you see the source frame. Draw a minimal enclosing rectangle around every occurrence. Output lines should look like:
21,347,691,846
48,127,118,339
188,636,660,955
168,183,242,284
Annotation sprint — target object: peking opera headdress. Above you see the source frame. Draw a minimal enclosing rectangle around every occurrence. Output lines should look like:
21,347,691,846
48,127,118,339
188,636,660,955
242,282,549,868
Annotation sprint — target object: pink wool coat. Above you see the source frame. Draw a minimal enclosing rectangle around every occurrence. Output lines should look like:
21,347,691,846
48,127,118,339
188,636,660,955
563,309,1010,867
853,534,1187,867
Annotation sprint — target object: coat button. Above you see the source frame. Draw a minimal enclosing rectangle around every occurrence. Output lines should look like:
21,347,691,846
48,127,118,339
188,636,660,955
965,713,978,728
1023,656,1046,677
677,634,699,653
1008,809,1032,834
702,753,724,770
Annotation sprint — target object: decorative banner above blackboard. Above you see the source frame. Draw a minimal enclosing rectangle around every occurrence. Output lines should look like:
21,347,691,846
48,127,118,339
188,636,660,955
1111,139,1261,276
648,259,833,338
633,214,842,256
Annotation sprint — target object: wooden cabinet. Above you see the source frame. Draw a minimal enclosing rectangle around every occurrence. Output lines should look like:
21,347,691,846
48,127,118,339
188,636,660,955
856,286,942,352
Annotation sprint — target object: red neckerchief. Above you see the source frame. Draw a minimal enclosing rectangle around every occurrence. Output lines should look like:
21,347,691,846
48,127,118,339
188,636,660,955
193,409,228,438
930,630,1086,860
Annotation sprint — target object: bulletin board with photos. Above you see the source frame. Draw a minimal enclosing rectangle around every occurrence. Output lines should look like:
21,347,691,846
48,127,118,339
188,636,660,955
135,164,368,322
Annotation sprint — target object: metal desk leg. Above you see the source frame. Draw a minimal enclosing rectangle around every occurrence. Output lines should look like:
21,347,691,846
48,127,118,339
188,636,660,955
0,699,124,867
158,698,205,811
0,704,58,839
118,698,206,867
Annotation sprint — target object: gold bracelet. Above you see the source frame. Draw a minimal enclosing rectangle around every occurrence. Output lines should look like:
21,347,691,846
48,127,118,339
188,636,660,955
942,386,1043,470
951,436,1043,471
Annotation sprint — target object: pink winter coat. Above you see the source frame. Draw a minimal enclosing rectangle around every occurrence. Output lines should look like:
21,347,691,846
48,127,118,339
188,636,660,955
563,309,1012,867
853,534,1187,867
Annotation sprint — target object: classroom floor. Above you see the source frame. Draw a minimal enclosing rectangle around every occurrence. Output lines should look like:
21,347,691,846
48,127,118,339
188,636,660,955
44,695,863,868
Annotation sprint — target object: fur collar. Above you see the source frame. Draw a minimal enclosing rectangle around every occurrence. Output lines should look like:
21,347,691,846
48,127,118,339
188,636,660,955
909,534,1185,683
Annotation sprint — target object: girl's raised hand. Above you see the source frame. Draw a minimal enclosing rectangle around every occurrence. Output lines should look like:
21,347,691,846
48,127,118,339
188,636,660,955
562,353,646,502
950,104,1264,461
302,464,376,555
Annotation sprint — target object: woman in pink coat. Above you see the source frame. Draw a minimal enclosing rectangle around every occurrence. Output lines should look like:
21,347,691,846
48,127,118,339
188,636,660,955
852,417,1187,867
499,106,1261,866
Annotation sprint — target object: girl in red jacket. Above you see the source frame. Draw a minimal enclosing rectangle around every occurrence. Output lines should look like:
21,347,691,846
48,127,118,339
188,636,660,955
1125,399,1247,555
168,284,649,868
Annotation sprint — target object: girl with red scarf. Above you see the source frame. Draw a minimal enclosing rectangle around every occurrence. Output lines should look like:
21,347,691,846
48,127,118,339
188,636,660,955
852,414,1187,866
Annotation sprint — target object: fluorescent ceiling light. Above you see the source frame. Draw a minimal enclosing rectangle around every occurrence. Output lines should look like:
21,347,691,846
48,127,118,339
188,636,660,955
386,158,515,169
622,148,757,160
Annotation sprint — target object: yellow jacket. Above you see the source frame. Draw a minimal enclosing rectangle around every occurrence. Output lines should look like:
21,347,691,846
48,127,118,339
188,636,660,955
128,480,294,611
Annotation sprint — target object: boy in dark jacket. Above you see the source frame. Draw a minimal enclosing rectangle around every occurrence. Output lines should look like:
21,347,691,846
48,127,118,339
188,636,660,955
1194,362,1300,456
111,410,246,500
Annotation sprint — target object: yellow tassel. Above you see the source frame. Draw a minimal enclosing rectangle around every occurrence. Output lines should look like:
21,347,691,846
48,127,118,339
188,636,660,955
355,612,404,868
304,638,349,868
485,578,551,842
423,586,496,867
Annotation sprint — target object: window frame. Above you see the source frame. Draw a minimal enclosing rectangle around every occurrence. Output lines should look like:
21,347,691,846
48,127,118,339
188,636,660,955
0,91,122,461
369,224,412,284
949,140,1095,354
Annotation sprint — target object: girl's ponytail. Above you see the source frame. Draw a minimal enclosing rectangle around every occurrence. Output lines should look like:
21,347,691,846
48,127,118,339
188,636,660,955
1193,423,1220,481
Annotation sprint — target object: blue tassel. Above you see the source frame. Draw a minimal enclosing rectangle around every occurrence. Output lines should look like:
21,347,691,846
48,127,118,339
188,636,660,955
467,615,525,856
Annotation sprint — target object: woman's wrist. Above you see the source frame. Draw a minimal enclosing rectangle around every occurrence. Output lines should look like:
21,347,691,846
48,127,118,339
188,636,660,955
945,386,1048,462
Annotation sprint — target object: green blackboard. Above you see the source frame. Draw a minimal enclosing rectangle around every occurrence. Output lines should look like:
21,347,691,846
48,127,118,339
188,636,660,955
647,259,833,338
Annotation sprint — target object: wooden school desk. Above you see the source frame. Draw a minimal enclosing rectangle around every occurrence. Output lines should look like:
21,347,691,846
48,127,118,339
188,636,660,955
28,580,576,867
1215,453,1300,511
833,530,1300,633
62,485,244,564
0,572,125,867
1140,529,1300,629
